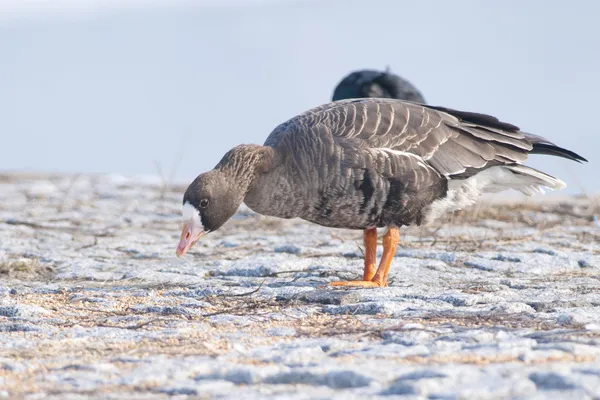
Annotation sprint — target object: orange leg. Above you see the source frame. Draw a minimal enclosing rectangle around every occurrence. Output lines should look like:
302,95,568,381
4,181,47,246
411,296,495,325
363,228,377,281
330,226,400,288
371,226,399,286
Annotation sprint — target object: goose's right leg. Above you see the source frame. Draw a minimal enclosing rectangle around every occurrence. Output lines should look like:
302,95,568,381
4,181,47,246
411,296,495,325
330,227,399,288
330,227,378,287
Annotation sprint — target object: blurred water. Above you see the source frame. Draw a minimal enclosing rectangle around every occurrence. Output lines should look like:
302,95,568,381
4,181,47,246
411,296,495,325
1,0,597,195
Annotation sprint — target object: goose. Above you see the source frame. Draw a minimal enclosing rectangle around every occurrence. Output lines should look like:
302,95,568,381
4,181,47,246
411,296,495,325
332,69,426,103
176,98,587,288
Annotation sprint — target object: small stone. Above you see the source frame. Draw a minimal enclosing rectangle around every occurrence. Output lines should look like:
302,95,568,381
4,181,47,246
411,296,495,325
438,294,478,307
578,259,592,268
529,372,577,390
0,323,38,332
381,330,434,346
381,382,418,395
395,370,447,380
401,323,425,330
274,245,301,255
0,306,18,318
264,370,372,389
533,248,557,256
129,305,192,316
195,368,258,385
323,301,406,315
489,302,536,314
214,265,274,277
266,327,297,337
342,251,361,258
156,387,198,396
492,254,521,263
0,305,50,318
296,290,362,305
557,310,596,326
464,261,495,272
528,302,554,312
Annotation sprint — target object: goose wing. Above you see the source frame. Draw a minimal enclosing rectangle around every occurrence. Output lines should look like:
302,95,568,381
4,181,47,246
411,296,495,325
265,98,585,180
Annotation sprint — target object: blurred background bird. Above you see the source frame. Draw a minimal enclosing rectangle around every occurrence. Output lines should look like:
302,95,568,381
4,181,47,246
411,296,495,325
332,68,426,103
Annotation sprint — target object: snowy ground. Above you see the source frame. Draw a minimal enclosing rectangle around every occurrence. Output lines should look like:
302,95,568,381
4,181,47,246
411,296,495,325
1,172,600,399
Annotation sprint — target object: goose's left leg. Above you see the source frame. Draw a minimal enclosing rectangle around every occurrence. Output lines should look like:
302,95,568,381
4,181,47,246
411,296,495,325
362,228,378,281
371,226,399,286
330,226,399,288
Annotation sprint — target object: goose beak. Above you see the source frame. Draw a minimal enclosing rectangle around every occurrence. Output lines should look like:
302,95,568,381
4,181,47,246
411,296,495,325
176,221,206,257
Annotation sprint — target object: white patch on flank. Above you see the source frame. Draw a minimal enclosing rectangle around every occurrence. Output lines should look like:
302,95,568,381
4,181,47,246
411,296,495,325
182,201,204,229
422,165,567,225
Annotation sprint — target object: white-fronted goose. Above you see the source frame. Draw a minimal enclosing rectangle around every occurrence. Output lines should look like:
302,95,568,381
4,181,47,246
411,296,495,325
176,98,587,288
332,69,426,103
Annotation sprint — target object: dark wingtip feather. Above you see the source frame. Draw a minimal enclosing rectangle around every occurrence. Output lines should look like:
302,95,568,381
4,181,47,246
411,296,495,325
531,143,588,163
425,105,520,132
522,132,588,163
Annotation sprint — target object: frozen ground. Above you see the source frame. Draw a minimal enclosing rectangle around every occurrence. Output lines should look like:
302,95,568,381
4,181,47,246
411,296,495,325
1,172,600,399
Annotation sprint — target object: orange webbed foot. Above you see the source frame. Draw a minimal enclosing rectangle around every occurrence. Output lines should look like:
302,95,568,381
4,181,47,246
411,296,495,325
329,226,399,289
329,280,386,288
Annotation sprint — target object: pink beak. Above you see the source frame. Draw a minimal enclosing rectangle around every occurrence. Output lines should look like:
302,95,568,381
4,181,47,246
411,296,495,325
176,221,206,257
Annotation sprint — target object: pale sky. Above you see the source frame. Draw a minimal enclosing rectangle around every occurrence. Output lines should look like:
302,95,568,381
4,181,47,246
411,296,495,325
1,0,598,195
0,0,306,19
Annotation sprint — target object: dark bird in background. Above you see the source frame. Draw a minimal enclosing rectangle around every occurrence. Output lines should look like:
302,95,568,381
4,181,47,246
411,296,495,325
332,68,426,104
176,98,587,288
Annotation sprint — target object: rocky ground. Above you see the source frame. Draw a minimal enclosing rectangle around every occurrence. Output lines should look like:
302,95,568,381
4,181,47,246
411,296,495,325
1,172,600,399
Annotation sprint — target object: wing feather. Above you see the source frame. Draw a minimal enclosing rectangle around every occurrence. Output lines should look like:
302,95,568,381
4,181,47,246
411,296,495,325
264,98,582,181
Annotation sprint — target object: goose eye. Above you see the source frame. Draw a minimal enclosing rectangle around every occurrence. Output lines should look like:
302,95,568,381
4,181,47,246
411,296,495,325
199,199,209,208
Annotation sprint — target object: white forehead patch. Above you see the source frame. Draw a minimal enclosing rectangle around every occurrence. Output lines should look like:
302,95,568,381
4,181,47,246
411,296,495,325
182,201,204,229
